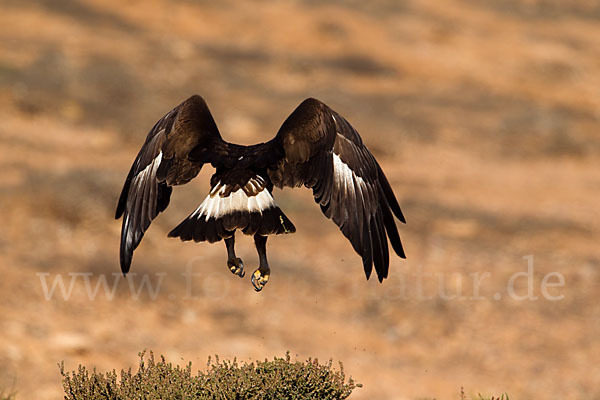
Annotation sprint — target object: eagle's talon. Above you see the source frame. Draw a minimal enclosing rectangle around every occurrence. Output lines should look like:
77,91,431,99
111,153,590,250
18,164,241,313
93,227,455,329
227,258,245,278
251,269,269,292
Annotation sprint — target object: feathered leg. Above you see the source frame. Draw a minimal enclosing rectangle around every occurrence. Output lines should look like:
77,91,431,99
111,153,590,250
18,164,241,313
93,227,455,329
251,234,270,292
225,235,245,278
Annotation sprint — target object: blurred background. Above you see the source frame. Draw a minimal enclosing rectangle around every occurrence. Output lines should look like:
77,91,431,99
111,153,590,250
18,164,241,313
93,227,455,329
1,0,599,398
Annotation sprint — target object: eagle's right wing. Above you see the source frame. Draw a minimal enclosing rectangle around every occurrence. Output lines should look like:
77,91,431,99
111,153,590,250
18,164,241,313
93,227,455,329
267,98,406,282
115,95,223,274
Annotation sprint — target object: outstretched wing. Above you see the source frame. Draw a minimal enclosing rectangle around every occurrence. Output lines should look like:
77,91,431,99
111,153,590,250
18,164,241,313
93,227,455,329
268,98,406,282
115,95,223,274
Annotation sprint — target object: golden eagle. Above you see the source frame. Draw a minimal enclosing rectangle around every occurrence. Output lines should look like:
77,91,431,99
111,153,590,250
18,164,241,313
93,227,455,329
116,96,405,291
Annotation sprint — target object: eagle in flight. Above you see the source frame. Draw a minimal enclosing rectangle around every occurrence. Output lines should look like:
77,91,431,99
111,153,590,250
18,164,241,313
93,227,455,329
116,95,406,291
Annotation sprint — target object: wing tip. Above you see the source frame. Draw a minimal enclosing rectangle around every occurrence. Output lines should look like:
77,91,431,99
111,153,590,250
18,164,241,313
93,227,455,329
115,188,128,220
376,165,406,223
119,248,132,276
364,261,388,283
363,261,373,281
166,229,178,238
398,210,407,224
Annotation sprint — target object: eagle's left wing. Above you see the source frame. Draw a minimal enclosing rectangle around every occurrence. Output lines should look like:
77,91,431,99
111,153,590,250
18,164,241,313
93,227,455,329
267,98,406,282
115,95,224,274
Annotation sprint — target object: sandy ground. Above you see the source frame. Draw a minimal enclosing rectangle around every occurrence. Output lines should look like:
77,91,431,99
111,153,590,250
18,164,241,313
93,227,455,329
0,0,599,398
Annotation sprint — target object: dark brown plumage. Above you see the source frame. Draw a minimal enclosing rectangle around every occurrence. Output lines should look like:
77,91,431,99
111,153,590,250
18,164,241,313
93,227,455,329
115,95,406,290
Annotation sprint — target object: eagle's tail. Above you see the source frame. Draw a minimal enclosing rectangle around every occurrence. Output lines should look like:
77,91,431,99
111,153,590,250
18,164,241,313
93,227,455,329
168,189,296,243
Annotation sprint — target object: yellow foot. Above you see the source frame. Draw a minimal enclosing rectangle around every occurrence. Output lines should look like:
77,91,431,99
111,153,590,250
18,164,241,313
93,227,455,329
251,269,270,292
227,258,245,278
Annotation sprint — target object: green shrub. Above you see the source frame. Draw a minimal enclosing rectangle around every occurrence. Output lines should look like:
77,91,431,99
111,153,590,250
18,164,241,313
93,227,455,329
457,387,509,400
476,394,510,400
59,351,360,400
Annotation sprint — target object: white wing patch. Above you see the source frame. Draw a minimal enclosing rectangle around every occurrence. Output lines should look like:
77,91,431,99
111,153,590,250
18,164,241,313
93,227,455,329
332,152,367,193
192,177,276,221
123,152,163,245
132,152,162,192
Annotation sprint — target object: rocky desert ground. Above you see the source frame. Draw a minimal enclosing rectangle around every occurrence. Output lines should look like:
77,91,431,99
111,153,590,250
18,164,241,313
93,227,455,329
0,0,599,398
